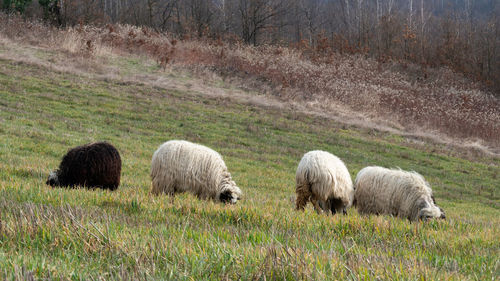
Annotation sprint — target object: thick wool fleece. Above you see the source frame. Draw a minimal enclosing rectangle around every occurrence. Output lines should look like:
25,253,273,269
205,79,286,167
151,140,242,204
295,150,354,214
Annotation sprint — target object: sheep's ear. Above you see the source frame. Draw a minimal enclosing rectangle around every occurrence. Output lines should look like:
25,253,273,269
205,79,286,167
219,190,233,204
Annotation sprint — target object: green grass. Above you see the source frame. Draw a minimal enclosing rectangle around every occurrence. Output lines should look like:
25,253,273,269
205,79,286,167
0,57,499,280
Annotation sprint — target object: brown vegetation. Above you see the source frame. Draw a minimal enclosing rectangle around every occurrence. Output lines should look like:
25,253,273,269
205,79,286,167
0,13,499,151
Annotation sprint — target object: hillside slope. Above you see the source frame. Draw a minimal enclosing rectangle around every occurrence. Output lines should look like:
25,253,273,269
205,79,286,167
0,43,499,280
1,15,499,155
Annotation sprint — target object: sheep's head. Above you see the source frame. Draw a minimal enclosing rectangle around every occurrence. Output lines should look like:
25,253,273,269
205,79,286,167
46,171,60,186
219,181,242,204
418,197,445,220
326,197,347,215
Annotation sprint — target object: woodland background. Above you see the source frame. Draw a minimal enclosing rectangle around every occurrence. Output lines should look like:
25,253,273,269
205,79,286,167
2,0,499,94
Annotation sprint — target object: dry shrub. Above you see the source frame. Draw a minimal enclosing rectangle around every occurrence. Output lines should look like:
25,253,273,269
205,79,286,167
0,13,175,63
171,40,499,148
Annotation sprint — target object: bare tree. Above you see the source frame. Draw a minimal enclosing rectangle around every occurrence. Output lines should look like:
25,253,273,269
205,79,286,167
185,0,213,37
213,0,235,34
298,0,326,45
238,0,289,45
340,0,351,40
418,0,432,62
158,0,178,31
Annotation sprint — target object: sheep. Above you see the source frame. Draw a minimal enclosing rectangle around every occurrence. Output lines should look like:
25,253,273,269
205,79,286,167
295,150,354,215
151,140,242,204
353,166,445,221
46,142,121,190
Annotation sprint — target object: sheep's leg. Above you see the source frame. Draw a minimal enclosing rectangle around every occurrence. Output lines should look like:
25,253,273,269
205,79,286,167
151,178,176,197
168,192,175,204
165,183,177,204
318,200,332,215
295,182,311,211
151,179,162,196
311,196,324,214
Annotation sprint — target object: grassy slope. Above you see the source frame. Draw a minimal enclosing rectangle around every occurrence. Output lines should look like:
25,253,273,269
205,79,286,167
0,56,499,280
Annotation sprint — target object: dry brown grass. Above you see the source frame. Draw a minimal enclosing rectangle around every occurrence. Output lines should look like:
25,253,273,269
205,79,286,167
1,12,498,153
175,41,499,149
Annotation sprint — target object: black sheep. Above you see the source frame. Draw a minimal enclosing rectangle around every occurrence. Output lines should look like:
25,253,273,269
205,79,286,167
46,142,121,190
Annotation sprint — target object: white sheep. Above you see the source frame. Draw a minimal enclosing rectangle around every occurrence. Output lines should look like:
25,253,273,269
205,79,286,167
151,140,242,204
353,166,445,221
295,150,354,215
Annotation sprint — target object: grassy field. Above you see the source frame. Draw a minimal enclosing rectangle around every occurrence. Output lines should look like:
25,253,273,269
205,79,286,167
0,56,499,280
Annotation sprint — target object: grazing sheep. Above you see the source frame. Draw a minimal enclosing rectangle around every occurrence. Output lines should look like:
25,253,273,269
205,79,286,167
353,166,445,221
151,140,242,204
46,142,121,190
295,150,354,215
